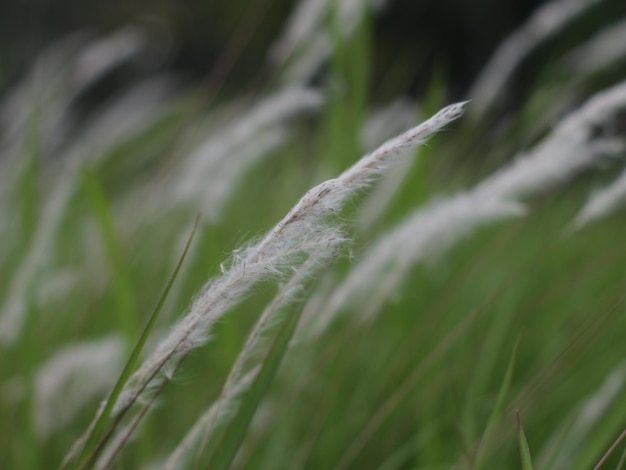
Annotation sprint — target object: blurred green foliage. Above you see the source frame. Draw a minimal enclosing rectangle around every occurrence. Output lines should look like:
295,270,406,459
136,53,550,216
1,0,626,469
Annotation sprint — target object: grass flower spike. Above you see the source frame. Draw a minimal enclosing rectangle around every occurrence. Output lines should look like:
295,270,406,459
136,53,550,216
113,101,467,414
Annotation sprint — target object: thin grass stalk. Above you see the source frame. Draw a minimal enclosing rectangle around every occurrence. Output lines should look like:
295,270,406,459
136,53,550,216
333,289,510,470
79,337,184,470
333,226,591,470
61,405,104,469
96,354,187,470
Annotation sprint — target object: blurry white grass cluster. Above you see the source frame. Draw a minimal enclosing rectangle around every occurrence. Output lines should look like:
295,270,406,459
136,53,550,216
162,258,321,470
0,26,177,346
536,359,626,469
35,336,124,438
270,0,390,84
564,18,626,75
0,77,177,344
309,80,626,333
0,26,166,173
0,0,625,466
166,87,323,220
469,0,602,116
572,166,626,229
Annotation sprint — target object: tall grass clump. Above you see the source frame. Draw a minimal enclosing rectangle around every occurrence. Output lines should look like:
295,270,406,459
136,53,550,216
103,100,466,433
1,0,626,469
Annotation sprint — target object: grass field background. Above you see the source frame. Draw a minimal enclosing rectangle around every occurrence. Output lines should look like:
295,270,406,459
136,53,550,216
1,0,626,468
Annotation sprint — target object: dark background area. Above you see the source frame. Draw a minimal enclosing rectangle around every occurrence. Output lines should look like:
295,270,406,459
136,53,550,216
1,0,625,115
0,0,551,94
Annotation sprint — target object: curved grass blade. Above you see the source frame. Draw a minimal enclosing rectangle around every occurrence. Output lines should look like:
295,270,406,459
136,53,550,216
203,292,307,470
516,410,534,470
80,166,138,344
475,333,522,468
70,215,200,469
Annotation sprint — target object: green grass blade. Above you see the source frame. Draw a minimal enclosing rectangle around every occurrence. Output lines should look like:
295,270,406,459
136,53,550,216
516,410,534,470
203,295,306,470
376,433,420,470
80,166,138,343
323,2,371,171
475,333,522,468
72,215,199,469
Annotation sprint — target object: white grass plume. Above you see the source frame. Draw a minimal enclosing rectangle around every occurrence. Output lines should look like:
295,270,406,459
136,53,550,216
0,33,86,162
473,80,626,201
311,82,626,331
0,78,176,347
170,87,323,218
112,101,467,414
0,180,75,346
35,335,124,438
0,28,160,175
269,0,329,64
150,89,324,317
570,166,626,229
312,196,524,332
563,18,626,76
279,34,332,85
357,99,420,231
269,0,386,63
469,0,601,116
270,0,390,85
163,260,320,470
535,360,626,469
61,76,178,162
72,26,154,89
162,369,257,470
225,258,322,391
